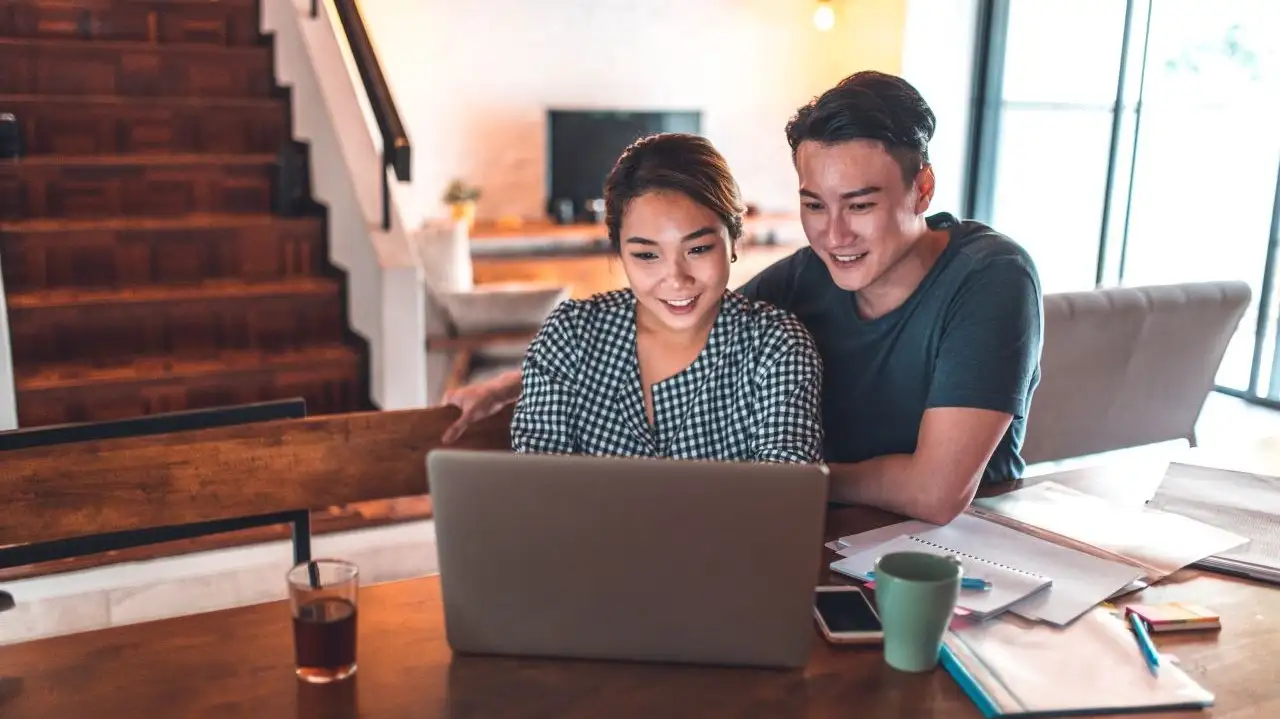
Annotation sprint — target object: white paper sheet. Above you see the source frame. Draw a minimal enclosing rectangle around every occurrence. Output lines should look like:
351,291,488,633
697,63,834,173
911,514,1143,626
1148,463,1280,579
829,520,937,557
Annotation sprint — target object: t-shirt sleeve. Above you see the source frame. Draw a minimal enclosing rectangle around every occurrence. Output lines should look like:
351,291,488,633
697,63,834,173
736,248,806,307
510,300,584,454
751,317,825,464
927,257,1042,417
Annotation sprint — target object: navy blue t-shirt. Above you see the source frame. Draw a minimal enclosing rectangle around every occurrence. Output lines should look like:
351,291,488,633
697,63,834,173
739,213,1043,482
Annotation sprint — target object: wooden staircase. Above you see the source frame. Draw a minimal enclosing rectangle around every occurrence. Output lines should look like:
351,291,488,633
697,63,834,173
0,0,373,427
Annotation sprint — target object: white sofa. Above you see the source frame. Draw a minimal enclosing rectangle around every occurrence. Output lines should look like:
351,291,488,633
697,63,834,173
1022,280,1252,465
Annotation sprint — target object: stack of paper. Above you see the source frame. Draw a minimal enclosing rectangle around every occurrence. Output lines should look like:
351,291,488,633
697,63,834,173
1147,463,1280,584
829,514,1142,626
941,607,1215,717
970,481,1249,581
910,514,1142,625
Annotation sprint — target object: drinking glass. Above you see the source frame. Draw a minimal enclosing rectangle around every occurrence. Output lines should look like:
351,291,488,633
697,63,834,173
288,559,359,683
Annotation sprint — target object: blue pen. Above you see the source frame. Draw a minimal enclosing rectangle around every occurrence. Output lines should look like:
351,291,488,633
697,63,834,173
1128,611,1161,675
865,572,991,591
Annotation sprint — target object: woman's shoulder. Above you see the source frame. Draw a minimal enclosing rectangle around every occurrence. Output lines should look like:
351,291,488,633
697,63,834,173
541,289,631,326
723,290,817,354
532,290,632,351
581,288,635,313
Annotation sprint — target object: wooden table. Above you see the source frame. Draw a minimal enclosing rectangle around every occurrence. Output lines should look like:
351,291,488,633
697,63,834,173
1,475,1278,718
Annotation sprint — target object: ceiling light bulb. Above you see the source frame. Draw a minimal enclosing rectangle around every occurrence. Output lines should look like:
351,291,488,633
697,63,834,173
813,2,835,32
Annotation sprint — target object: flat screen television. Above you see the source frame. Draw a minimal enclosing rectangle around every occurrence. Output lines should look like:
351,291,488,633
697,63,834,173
546,109,702,223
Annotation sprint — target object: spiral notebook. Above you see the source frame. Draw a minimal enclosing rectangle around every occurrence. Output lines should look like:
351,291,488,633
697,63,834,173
830,534,1052,619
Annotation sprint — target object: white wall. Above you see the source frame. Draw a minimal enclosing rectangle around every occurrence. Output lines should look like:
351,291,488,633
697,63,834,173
356,0,910,227
0,257,16,430
263,0,428,410
900,0,980,217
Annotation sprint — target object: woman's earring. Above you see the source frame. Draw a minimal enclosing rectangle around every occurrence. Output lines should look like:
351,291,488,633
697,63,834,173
731,252,738,263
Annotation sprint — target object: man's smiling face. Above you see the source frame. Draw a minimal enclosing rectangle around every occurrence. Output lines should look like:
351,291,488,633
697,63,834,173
795,138,932,294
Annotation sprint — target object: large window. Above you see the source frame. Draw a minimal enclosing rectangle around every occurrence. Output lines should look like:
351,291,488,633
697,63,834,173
969,0,1280,400
980,0,1129,294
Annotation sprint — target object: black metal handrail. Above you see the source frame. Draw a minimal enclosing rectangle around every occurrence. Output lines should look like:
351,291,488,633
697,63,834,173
0,510,313,570
311,0,411,231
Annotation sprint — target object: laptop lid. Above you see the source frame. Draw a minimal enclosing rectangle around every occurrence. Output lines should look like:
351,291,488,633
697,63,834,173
427,450,829,669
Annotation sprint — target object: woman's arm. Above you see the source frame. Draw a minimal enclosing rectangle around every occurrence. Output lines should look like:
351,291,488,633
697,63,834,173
510,300,585,454
751,318,824,464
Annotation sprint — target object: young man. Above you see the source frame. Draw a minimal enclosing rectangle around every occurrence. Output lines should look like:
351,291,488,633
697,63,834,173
440,71,1042,525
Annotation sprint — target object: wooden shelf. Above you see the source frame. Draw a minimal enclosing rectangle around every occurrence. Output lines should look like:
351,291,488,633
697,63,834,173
471,242,803,300
469,212,803,245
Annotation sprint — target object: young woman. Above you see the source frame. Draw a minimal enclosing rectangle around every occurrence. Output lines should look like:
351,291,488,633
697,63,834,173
510,133,823,463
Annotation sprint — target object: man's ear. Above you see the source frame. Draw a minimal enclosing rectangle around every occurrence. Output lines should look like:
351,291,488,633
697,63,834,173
913,164,936,214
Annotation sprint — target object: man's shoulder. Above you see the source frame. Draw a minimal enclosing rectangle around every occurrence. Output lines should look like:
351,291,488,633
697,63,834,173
773,245,824,282
941,215,1039,280
913,214,1042,326
738,245,828,307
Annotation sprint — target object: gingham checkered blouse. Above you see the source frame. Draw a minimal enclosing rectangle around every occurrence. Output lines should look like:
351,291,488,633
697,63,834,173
511,289,824,463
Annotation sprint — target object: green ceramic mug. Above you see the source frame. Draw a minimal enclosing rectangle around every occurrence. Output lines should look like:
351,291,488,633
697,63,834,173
873,551,962,672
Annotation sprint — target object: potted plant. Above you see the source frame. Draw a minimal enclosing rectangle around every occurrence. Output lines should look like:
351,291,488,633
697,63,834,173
442,178,481,229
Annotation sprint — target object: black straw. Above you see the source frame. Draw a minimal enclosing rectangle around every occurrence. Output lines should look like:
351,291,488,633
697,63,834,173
307,560,321,589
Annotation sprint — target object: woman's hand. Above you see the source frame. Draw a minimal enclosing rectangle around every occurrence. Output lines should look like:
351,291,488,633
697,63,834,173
440,369,522,443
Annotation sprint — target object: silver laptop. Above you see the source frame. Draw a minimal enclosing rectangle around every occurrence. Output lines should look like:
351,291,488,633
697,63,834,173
427,450,830,669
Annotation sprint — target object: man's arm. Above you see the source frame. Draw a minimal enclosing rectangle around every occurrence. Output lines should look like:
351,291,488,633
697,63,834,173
441,367,524,443
827,407,1013,524
828,255,1042,524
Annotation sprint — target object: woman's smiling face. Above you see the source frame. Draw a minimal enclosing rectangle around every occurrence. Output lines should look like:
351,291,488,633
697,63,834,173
618,190,732,334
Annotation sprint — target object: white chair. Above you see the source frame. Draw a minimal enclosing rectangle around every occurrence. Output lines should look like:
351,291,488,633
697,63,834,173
411,221,568,396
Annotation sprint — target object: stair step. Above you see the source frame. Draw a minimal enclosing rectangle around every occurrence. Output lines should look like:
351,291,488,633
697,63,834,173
0,94,287,156
7,275,338,308
14,345,364,427
0,38,273,98
0,212,308,232
0,0,260,47
0,153,279,220
6,277,348,365
17,344,359,390
0,214,325,293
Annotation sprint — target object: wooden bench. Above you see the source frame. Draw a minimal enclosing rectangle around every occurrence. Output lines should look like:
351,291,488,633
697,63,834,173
0,405,512,580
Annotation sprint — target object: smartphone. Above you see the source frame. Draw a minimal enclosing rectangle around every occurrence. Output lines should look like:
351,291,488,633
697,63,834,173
814,585,883,644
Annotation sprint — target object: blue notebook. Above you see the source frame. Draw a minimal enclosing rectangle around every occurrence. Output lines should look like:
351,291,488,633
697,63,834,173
939,607,1214,717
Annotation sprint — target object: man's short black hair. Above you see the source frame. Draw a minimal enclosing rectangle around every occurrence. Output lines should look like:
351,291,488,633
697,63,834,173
785,71,937,186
